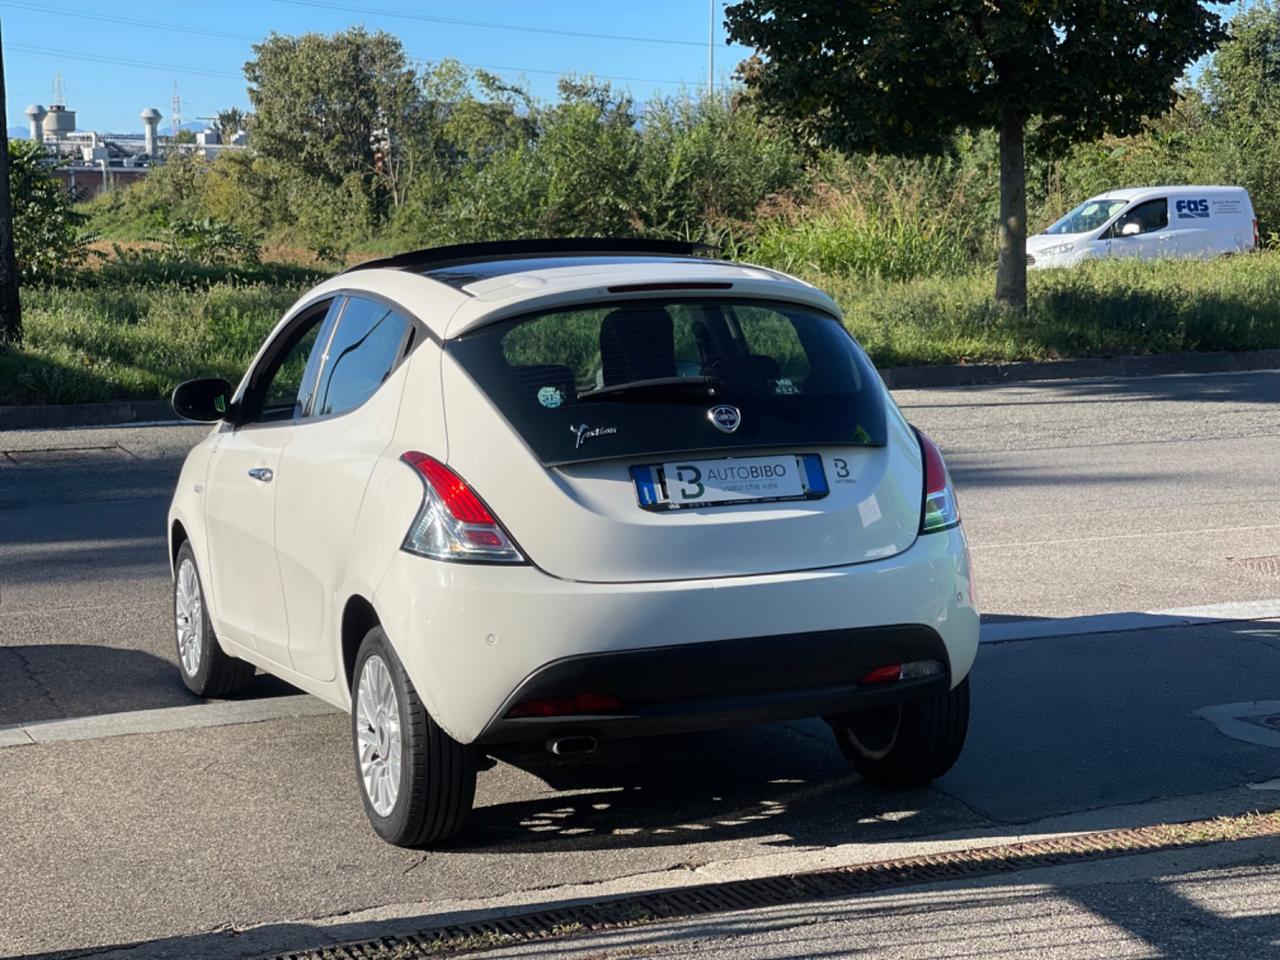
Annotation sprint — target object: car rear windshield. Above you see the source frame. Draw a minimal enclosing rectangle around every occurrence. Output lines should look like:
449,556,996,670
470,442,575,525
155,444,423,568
446,298,888,466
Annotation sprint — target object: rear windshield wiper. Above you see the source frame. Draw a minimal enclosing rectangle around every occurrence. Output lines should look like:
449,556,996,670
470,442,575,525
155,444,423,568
575,376,726,404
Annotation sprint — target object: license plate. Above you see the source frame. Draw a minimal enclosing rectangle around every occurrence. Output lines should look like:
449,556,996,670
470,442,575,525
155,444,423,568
631,454,828,510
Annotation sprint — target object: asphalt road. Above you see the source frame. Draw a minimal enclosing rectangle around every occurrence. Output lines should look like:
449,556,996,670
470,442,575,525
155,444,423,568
2,369,1279,958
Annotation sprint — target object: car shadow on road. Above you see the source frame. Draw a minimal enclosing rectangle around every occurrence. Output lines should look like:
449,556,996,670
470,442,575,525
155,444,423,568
0,642,296,725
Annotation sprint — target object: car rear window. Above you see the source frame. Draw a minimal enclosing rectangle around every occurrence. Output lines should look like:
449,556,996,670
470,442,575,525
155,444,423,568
446,298,887,466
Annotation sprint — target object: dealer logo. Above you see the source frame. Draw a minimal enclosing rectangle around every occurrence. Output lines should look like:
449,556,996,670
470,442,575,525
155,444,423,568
708,405,741,433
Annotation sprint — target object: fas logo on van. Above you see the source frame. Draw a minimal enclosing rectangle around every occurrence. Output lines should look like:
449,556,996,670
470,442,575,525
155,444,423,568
1176,198,1210,219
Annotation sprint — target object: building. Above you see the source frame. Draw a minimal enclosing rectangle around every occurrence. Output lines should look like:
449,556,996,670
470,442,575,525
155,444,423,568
22,99,246,201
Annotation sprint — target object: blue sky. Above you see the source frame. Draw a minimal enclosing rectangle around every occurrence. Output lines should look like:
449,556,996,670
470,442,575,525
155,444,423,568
2,0,755,134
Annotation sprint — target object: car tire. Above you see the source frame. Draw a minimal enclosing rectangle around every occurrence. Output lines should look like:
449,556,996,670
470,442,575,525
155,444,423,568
351,627,476,847
173,541,256,697
829,677,970,787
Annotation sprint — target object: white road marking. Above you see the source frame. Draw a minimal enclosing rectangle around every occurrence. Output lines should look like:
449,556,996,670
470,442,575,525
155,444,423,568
0,694,337,750
971,523,1280,550
981,599,1280,644
1193,701,1280,750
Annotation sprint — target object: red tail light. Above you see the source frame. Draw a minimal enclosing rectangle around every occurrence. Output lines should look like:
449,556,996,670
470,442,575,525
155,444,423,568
916,429,960,533
400,452,523,563
508,693,624,718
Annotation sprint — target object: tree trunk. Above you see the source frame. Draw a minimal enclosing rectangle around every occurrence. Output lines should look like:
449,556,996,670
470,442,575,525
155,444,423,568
994,100,1027,312
0,22,21,345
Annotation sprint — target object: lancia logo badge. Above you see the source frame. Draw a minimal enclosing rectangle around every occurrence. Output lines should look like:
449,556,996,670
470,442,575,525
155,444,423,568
708,405,741,433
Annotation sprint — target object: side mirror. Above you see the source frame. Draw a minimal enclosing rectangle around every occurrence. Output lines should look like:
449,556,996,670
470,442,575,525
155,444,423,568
1120,221,1142,237
171,377,235,423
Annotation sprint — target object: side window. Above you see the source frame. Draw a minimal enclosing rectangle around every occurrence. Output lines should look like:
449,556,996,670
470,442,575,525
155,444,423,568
312,296,412,418
246,298,339,424
1110,199,1168,237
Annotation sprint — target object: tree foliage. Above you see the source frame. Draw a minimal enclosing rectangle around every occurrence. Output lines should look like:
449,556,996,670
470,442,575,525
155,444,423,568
725,0,1227,307
8,140,89,284
245,27,420,208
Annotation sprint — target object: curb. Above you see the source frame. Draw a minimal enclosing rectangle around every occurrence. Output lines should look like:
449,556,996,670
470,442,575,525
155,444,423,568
879,347,1280,389
4,348,1279,431
0,399,176,431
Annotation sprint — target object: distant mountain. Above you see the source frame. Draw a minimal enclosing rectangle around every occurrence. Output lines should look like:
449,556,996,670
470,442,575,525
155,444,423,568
8,126,30,140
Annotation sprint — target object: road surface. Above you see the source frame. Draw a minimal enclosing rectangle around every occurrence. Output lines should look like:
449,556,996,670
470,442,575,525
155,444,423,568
2,368,1278,958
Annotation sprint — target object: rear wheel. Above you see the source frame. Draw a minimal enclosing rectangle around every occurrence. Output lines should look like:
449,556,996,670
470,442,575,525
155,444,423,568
351,627,476,846
830,677,970,786
173,542,255,697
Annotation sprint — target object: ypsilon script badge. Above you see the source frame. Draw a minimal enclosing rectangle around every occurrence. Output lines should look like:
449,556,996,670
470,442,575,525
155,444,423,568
708,405,741,434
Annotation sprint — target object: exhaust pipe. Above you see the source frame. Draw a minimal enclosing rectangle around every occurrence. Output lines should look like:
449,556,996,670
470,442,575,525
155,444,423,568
547,735,598,757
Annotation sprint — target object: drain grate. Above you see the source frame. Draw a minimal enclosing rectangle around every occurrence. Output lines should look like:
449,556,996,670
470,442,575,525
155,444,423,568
264,811,1280,959
1229,555,1280,578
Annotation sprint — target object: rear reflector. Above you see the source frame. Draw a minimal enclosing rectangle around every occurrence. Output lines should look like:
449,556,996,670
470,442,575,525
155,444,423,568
861,664,903,684
861,660,945,684
508,693,624,718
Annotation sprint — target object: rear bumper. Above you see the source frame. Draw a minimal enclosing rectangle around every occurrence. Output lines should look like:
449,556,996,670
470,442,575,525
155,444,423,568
373,525,978,745
475,624,950,744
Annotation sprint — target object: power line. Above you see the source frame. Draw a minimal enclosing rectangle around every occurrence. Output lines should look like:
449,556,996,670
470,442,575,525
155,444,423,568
271,0,706,47
0,3,690,87
0,1,257,41
7,43,244,80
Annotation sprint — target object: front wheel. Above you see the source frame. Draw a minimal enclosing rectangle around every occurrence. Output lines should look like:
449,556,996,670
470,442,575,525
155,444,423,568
829,677,970,786
351,627,476,847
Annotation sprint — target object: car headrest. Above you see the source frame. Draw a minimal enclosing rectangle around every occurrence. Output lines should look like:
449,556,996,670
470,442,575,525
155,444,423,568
599,308,676,386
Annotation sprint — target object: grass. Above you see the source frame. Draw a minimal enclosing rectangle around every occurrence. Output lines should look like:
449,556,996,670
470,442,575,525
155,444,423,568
3,252,1280,406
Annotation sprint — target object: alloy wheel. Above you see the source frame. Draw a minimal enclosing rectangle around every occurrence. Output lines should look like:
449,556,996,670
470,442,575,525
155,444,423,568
356,654,403,817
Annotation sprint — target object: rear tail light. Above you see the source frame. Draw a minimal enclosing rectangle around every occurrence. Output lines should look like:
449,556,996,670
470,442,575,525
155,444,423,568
861,660,945,684
916,429,960,534
399,452,523,563
507,693,624,718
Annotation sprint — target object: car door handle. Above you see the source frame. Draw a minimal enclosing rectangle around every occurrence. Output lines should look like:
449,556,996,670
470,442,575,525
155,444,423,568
247,467,274,483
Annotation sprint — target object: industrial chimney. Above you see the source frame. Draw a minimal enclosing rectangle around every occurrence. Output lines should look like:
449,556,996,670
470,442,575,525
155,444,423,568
24,104,47,141
140,107,162,157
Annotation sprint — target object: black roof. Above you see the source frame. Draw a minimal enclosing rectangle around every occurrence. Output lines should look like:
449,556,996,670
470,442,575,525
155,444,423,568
341,238,717,280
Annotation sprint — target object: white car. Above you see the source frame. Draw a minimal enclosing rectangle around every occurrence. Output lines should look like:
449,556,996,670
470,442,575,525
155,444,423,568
1027,185,1258,268
167,240,979,846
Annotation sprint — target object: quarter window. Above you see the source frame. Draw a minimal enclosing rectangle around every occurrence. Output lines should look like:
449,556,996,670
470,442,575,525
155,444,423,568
312,296,412,417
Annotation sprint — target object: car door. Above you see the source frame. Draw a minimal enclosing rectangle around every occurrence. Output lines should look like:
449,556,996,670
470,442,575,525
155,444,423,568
1103,198,1172,259
202,297,340,666
272,294,416,682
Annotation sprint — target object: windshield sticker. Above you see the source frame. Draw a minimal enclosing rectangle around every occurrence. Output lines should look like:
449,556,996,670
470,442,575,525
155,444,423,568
774,378,799,396
537,385,563,409
570,423,617,449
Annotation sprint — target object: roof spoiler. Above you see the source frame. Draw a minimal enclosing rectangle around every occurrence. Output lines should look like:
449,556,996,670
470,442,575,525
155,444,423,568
340,238,719,275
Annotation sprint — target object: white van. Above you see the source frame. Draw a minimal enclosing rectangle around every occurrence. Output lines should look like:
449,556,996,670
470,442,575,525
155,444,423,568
1027,185,1258,269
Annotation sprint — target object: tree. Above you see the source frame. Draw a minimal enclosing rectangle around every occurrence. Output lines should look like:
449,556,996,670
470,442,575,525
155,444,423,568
244,28,422,207
215,106,248,142
1199,1,1280,235
725,1,1226,309
8,140,88,283
0,23,21,343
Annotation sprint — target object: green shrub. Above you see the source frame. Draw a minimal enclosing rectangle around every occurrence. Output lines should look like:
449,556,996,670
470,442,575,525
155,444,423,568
8,141,91,283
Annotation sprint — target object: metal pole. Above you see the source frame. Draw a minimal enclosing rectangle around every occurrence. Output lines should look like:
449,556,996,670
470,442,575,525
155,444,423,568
708,0,714,96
